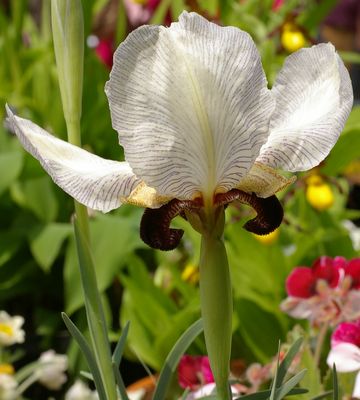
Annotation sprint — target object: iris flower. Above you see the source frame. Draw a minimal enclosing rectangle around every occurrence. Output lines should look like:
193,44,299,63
6,11,352,250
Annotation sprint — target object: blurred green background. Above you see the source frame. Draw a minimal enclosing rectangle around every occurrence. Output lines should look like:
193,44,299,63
1,0,360,397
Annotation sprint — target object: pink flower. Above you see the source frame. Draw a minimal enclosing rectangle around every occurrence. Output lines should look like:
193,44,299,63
272,0,284,11
285,256,342,298
327,321,360,397
331,320,360,347
281,257,360,326
178,355,214,390
95,39,114,69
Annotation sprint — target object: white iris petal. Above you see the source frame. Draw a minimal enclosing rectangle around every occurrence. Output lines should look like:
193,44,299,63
6,106,141,212
7,12,352,212
106,11,274,200
257,43,353,171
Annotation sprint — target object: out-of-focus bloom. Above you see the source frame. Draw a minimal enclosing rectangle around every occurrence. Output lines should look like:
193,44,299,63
95,39,114,69
0,364,14,375
7,11,353,250
178,355,214,390
124,0,151,27
327,320,360,397
37,350,68,390
342,220,360,251
184,382,241,400
281,23,306,53
272,0,284,11
305,175,334,211
181,264,200,284
286,256,342,298
65,380,98,400
0,311,25,347
0,373,17,400
281,256,360,325
246,363,271,391
253,228,279,245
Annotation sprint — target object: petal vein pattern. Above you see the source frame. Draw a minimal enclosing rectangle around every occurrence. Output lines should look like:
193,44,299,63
7,107,141,212
257,43,353,171
106,11,274,199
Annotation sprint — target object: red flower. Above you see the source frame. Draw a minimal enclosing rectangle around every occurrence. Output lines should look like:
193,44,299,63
286,256,342,298
345,259,360,289
95,39,114,69
331,320,360,347
178,355,214,390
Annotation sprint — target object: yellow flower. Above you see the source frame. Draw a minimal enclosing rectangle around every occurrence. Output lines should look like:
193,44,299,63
181,264,199,285
281,23,306,53
0,364,14,375
253,228,280,245
306,176,334,211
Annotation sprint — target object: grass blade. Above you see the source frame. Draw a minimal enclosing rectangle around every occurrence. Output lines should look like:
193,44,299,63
152,319,203,400
277,338,303,386
113,362,129,400
235,388,308,400
311,390,333,400
112,321,130,368
275,369,307,400
62,312,107,400
332,365,338,400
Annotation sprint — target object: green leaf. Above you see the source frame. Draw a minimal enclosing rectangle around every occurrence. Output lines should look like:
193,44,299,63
234,298,287,363
277,338,303,386
112,321,130,368
112,362,129,400
275,369,307,400
311,391,333,400
150,0,172,24
152,319,203,400
64,213,144,314
298,342,323,397
10,176,58,222
62,312,107,400
322,129,360,176
332,365,338,400
0,150,23,195
236,388,308,400
30,222,72,271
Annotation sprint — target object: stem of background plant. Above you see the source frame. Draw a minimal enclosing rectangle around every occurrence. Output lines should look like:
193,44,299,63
199,208,232,400
314,321,330,367
51,1,117,399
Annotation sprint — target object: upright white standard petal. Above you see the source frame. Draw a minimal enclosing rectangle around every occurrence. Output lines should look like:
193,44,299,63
106,11,274,201
6,106,141,212
327,343,360,372
257,43,353,171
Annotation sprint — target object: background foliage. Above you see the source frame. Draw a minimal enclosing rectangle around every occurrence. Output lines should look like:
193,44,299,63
1,0,360,397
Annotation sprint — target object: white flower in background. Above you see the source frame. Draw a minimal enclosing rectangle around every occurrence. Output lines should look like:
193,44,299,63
185,382,240,400
0,311,25,346
65,380,98,400
342,220,360,251
37,350,68,390
6,11,353,249
0,373,18,400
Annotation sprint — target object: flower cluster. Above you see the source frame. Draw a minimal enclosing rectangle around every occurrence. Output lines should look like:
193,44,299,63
0,310,69,399
281,256,360,326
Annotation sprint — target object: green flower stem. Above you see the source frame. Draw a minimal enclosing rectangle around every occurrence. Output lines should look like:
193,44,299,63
73,217,117,400
14,372,38,397
199,208,232,400
51,1,117,399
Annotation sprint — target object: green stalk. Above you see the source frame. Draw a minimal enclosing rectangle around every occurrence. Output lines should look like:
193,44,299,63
51,2,117,399
199,208,232,400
